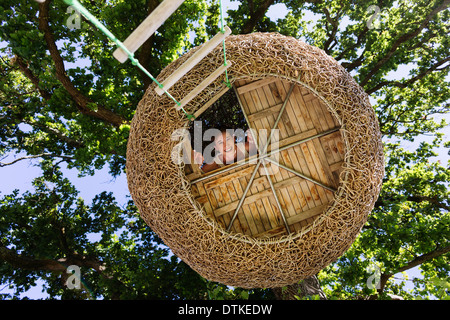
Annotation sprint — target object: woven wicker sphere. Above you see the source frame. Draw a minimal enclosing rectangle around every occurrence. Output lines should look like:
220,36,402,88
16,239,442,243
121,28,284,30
126,32,384,289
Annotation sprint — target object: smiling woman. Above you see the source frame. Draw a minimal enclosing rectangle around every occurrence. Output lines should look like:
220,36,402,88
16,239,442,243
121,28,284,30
186,89,254,173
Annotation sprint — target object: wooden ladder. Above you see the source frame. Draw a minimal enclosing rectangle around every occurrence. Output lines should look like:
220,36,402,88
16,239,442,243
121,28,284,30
112,0,232,111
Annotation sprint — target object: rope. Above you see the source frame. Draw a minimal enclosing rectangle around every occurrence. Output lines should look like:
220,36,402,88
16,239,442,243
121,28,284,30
219,0,231,88
62,0,195,120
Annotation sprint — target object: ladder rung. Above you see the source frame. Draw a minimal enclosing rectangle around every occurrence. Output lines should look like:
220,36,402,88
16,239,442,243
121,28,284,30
155,26,232,96
175,61,232,111
113,0,186,63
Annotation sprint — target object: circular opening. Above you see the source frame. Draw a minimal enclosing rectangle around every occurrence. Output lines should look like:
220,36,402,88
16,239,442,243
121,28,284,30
183,76,344,240
127,33,384,288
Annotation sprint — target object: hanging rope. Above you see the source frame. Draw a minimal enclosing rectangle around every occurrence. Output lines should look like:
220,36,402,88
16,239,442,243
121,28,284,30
62,0,231,120
219,0,231,88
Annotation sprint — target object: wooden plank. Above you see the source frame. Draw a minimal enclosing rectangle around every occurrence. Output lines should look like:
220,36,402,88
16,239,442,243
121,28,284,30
272,80,295,136
175,61,232,110
225,182,245,234
298,92,324,132
336,139,345,157
267,128,318,153
236,77,278,94
194,194,208,204
212,185,227,229
292,145,322,207
206,187,219,210
227,169,256,235
239,174,260,236
319,99,339,129
291,84,315,131
285,144,315,211
323,134,342,163
275,153,298,220
250,85,284,150
247,103,283,122
155,26,232,95
319,130,342,143
287,204,326,225
329,161,344,173
320,138,335,165
304,141,331,203
113,0,186,63
262,82,291,141
311,137,339,190
278,81,303,133
186,171,202,181
204,166,254,189
213,188,273,217
219,184,232,204
261,196,280,229
230,178,250,235
194,183,215,220
287,145,314,209
237,83,265,149
312,99,330,131
248,201,266,234
253,224,288,238
252,174,273,233
219,184,233,231
305,140,330,186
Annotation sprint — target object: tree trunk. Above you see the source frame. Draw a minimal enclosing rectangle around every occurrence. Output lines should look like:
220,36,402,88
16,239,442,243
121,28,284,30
272,275,327,300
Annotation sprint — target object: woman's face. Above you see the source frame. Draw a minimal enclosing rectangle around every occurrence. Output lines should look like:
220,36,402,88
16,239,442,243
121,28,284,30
214,131,234,155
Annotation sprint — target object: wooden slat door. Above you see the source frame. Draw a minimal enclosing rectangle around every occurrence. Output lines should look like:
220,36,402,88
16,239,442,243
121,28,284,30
186,77,344,238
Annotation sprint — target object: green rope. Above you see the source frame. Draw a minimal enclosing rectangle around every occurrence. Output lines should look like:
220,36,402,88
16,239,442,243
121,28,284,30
62,0,195,119
218,0,231,88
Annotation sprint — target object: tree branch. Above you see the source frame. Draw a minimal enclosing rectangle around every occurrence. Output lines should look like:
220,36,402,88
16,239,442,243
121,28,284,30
407,195,450,212
359,0,450,87
335,26,369,63
341,46,368,71
322,7,341,54
0,242,130,298
240,0,277,34
22,119,85,149
366,56,450,94
11,55,52,100
0,153,74,167
375,194,450,212
37,0,127,127
378,244,450,292
0,244,105,274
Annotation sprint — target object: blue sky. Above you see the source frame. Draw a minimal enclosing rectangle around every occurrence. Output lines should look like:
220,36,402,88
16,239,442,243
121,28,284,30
1,0,448,299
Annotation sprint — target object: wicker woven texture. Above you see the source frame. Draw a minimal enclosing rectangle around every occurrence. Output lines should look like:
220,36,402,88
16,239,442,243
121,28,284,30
126,32,384,288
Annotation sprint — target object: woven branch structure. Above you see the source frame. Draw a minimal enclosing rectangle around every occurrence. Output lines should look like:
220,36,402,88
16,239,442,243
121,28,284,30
126,33,384,289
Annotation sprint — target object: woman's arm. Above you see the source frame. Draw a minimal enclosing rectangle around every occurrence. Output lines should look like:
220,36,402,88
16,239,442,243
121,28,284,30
200,162,220,173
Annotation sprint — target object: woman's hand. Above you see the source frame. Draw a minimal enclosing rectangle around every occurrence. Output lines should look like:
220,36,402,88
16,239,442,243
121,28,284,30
193,150,204,165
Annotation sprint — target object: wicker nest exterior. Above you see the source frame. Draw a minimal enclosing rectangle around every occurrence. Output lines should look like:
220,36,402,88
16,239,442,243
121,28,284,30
126,32,384,289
